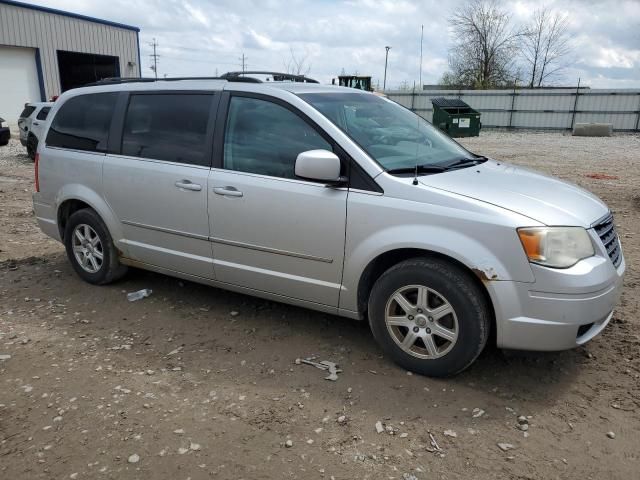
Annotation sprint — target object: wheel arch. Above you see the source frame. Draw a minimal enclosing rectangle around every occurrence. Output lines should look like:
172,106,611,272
55,186,124,252
355,248,497,344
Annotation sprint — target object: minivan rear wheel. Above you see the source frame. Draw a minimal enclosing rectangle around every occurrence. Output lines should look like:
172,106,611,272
64,208,127,285
368,257,490,377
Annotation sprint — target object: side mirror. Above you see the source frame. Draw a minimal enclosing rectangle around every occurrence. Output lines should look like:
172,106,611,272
295,149,346,185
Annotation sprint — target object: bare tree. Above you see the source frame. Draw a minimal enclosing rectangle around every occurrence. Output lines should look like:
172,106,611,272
443,0,520,89
283,47,311,76
522,7,572,87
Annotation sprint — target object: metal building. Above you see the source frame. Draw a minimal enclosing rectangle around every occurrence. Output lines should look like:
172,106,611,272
0,0,140,127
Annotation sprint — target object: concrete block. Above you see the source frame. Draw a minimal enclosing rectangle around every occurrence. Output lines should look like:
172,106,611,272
572,123,613,137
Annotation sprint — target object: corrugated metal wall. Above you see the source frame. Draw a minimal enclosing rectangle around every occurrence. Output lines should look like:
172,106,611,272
0,1,140,99
387,88,640,131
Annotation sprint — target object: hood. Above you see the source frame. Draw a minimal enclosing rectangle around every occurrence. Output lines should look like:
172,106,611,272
419,160,608,227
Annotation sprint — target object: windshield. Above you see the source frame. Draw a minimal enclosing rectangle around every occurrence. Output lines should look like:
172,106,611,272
298,92,472,172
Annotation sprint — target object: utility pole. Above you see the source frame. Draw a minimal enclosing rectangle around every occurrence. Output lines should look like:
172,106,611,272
419,25,424,89
239,53,247,73
383,46,391,91
149,38,159,79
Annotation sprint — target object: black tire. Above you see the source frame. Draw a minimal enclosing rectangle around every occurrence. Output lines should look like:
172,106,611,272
64,208,127,285
368,257,490,377
26,134,37,160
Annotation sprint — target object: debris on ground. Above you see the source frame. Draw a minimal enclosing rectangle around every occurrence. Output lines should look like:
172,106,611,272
586,173,619,180
607,431,616,439
427,432,442,453
298,357,342,381
127,453,140,464
498,443,515,452
127,289,152,302
285,440,293,448
444,429,457,438
375,421,384,434
0,354,11,361
472,408,485,418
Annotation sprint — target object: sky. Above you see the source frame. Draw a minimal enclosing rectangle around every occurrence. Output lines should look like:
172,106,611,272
29,0,640,89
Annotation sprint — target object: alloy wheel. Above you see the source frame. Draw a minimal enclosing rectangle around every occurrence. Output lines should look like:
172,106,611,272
71,224,104,273
384,284,459,359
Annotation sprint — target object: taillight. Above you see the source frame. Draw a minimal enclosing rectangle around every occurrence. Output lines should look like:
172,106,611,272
35,153,40,192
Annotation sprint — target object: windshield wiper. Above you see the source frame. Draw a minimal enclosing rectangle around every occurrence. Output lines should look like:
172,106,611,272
443,156,488,169
386,164,446,175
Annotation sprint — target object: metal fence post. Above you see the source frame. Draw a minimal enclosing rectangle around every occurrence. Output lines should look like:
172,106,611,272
570,78,581,131
508,82,517,129
635,93,640,132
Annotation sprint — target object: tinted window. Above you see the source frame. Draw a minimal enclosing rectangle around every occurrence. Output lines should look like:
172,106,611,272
36,107,51,121
20,106,36,118
46,93,116,152
121,94,212,166
224,96,331,179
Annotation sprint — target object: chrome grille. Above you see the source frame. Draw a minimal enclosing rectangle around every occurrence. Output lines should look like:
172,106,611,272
594,214,622,268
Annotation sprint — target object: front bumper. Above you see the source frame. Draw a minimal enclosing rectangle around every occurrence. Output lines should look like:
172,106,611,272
489,252,625,351
0,128,10,143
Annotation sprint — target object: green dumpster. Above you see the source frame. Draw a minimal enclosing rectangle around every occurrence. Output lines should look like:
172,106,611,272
431,98,481,138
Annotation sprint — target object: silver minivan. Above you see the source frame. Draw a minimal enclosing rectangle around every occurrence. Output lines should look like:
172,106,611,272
32,73,625,377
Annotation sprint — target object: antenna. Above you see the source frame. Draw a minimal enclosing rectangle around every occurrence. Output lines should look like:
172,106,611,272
412,80,420,185
419,24,424,88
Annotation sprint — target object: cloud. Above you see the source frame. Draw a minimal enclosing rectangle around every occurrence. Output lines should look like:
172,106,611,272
28,0,640,88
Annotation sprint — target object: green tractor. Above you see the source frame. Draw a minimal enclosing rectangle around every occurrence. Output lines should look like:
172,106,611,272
332,75,373,92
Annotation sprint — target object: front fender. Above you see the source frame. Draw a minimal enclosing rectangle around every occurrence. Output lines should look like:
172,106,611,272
340,223,535,313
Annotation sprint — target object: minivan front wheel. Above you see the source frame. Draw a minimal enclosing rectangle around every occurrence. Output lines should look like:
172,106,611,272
368,257,490,377
64,208,127,284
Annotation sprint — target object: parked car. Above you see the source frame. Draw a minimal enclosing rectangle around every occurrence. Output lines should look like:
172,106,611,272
18,102,53,159
31,75,625,377
0,117,10,145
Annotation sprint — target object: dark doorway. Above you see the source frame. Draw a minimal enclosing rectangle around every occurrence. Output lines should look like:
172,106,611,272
57,51,120,91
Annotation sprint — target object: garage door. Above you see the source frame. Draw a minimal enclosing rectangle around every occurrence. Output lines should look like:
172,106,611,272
0,45,42,129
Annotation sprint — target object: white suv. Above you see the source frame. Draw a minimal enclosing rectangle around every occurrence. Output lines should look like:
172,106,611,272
31,72,625,377
18,102,53,159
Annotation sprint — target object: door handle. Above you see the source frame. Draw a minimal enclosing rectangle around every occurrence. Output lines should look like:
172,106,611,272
175,180,202,191
213,186,243,197
32,122,40,126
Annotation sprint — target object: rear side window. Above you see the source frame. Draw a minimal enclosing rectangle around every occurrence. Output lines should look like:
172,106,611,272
36,107,51,121
121,94,212,166
46,93,116,153
20,105,36,118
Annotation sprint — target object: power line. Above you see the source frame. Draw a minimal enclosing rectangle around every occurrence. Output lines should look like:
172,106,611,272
149,38,159,79
239,52,247,73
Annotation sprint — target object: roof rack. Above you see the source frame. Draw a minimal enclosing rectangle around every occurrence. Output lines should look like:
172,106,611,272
83,71,319,88
220,71,319,84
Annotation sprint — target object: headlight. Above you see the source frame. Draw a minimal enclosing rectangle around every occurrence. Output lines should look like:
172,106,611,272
517,227,594,268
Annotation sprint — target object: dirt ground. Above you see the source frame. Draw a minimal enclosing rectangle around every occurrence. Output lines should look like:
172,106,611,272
1,131,639,480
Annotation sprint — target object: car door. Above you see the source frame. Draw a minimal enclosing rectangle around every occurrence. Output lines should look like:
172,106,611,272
31,106,51,140
208,93,348,307
103,91,218,278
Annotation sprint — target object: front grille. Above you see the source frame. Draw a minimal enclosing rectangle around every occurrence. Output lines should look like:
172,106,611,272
593,214,622,268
